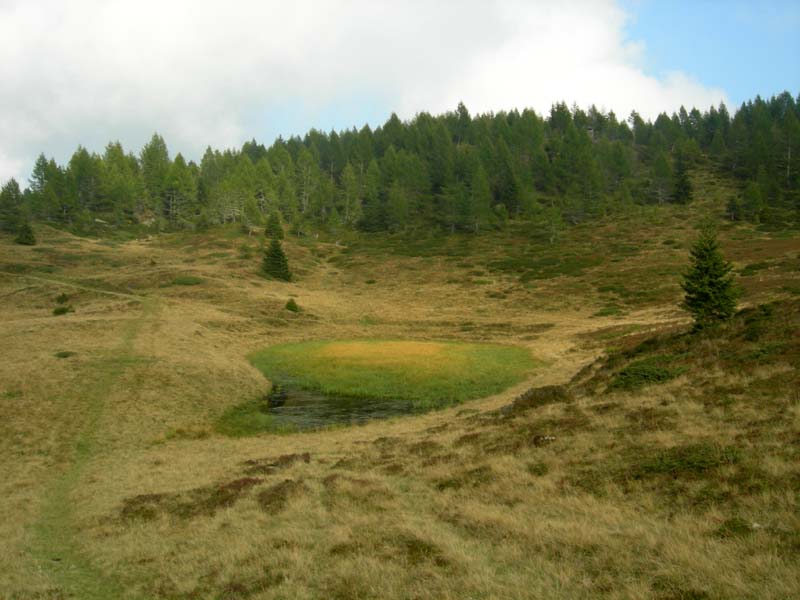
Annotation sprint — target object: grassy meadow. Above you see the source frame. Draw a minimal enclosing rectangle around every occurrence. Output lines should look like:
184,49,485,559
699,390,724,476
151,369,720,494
1,173,799,599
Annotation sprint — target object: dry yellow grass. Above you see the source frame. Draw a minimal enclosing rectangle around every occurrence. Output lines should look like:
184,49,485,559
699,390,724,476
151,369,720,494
1,206,798,599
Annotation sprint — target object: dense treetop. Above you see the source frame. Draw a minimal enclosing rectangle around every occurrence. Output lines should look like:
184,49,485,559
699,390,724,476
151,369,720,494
1,91,798,236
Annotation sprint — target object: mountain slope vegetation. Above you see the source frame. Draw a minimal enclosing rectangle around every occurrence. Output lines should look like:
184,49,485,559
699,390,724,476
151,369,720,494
0,101,798,599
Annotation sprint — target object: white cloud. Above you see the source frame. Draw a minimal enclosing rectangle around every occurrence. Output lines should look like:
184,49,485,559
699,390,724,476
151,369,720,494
0,0,728,184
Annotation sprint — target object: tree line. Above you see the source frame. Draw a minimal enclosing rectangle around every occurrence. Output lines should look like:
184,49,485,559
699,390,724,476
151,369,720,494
1,91,798,238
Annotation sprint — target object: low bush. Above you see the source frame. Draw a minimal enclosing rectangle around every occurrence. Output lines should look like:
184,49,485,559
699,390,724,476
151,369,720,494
628,443,740,479
610,355,684,390
714,517,753,539
593,304,624,317
238,243,253,259
526,462,549,477
171,275,204,286
739,261,771,276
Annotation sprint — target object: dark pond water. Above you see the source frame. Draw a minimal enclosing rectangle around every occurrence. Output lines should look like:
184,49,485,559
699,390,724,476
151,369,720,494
264,386,418,430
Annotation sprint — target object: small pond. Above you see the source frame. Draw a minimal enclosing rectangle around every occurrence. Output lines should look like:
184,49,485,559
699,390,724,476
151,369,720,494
236,339,538,434
263,386,418,430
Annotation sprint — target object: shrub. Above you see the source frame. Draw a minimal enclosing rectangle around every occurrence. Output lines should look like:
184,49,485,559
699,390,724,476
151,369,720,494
55,293,70,304
171,275,204,286
593,304,624,317
714,517,752,539
285,298,300,312
739,261,770,276
194,210,211,232
53,305,74,316
610,355,683,390
505,385,571,414
742,304,774,341
15,221,36,245
629,443,740,479
526,462,549,476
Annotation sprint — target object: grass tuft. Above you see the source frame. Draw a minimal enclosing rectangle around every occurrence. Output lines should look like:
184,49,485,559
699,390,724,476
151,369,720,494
714,517,753,539
171,275,204,286
628,443,741,479
215,399,297,436
257,479,307,513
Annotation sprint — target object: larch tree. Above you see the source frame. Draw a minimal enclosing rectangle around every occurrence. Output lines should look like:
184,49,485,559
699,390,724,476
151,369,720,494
339,162,360,225
140,133,171,213
0,179,23,233
164,153,196,223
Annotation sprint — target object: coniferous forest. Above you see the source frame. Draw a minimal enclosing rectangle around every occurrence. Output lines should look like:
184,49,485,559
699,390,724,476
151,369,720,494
1,92,798,237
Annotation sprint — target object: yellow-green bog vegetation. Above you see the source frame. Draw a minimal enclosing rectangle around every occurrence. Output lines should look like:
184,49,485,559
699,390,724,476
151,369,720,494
1,180,799,599
249,339,538,406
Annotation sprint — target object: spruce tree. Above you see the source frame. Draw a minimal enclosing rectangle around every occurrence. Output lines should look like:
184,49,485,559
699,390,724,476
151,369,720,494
15,221,36,245
681,227,737,330
673,150,692,204
262,239,291,281
265,211,284,239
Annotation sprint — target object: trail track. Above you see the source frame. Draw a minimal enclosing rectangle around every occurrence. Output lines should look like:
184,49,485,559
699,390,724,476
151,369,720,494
27,296,157,599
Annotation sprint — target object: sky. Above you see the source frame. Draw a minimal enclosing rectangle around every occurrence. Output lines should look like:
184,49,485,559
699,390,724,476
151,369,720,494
0,0,797,186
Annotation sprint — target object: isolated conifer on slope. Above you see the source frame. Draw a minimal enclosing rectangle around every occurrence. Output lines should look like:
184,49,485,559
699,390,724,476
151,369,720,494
15,221,36,245
681,227,737,330
263,238,291,281
265,211,284,239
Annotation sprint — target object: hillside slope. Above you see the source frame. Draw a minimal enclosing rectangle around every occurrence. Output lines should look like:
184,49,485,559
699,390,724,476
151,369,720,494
0,182,798,599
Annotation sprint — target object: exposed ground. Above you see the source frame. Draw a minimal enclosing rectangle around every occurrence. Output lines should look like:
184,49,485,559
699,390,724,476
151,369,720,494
1,175,799,599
